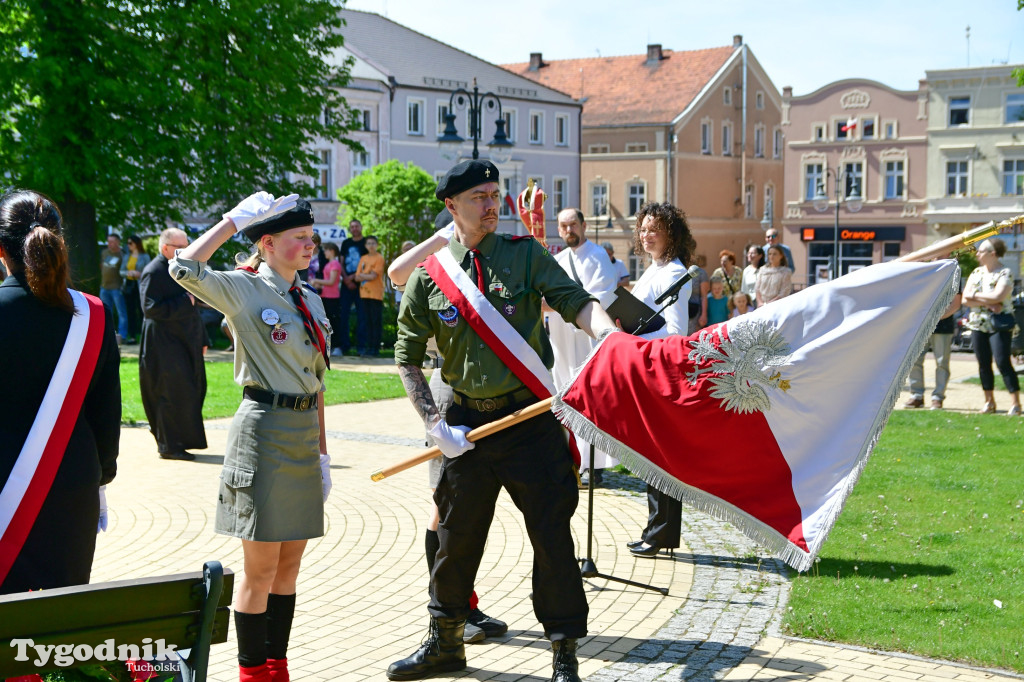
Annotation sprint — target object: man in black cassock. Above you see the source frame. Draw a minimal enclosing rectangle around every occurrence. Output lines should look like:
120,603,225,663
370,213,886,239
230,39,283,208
139,227,207,461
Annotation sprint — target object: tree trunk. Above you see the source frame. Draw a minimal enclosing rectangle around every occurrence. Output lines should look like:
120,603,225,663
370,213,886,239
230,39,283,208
60,196,100,293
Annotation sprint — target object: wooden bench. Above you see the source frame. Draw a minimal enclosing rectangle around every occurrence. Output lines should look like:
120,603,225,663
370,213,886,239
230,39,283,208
0,561,233,682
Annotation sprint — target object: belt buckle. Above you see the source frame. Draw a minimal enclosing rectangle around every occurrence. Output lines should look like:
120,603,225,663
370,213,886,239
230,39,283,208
296,396,311,411
481,398,497,412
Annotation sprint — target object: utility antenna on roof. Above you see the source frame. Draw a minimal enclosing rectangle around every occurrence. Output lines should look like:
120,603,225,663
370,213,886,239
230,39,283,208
965,25,970,67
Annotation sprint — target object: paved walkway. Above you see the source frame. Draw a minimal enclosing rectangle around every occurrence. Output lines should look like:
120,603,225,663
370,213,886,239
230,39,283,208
93,349,1022,681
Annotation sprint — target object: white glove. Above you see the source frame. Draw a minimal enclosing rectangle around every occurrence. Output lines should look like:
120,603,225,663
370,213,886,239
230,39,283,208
428,421,475,459
434,221,455,242
224,192,300,232
97,485,108,533
319,453,332,502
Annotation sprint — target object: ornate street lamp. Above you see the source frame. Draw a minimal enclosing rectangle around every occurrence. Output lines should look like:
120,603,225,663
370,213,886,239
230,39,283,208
813,168,863,280
437,78,513,162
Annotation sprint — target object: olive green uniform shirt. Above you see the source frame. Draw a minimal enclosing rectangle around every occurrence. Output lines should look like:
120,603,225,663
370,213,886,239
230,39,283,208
394,232,595,399
169,256,329,395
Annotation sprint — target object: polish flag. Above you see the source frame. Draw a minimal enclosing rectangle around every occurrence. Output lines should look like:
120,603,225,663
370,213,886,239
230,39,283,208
553,260,959,571
841,116,858,132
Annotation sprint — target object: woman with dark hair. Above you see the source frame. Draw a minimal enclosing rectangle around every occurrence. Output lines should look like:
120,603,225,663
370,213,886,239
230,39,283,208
0,189,120,595
741,242,764,307
626,202,696,557
120,233,151,344
963,238,1021,415
170,192,333,682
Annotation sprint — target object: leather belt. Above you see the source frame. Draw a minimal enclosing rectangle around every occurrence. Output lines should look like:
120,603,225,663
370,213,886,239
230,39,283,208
244,386,319,411
452,387,536,412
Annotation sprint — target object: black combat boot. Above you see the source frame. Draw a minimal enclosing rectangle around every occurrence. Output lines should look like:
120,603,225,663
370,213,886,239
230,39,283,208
550,638,581,682
386,616,467,681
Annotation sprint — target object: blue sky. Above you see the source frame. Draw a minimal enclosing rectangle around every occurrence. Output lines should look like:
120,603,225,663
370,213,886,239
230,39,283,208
342,0,1024,94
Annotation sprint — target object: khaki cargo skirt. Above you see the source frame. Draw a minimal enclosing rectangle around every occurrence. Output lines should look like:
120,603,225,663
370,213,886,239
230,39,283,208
215,397,324,542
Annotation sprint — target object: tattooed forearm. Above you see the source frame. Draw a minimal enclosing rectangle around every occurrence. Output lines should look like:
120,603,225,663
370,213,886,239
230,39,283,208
399,363,440,427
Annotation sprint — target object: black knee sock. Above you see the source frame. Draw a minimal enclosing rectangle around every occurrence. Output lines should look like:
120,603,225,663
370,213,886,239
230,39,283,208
265,593,296,661
234,610,267,668
425,529,440,573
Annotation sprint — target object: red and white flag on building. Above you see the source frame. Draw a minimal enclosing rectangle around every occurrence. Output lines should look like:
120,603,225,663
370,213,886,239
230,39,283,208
841,116,858,132
553,260,959,571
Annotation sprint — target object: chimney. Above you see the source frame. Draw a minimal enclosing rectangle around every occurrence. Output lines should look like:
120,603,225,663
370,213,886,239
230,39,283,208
646,44,663,63
733,34,743,47
529,52,545,71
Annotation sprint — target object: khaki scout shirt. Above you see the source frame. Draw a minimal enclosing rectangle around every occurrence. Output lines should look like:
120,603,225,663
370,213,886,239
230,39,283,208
169,256,329,395
394,232,595,399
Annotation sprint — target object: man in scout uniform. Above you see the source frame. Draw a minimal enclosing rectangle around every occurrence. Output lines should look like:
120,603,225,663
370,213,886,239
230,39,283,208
388,160,617,682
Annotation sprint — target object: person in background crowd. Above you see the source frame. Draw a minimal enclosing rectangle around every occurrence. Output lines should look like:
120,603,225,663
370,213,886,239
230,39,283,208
0,189,120,595
171,192,333,682
601,241,631,288
764,229,794,273
741,243,763,308
905,285,962,410
962,238,1021,415
302,231,324,285
706,275,729,326
729,291,753,318
139,228,208,461
755,245,793,308
355,235,385,357
120,234,151,344
710,250,741,299
99,232,129,343
338,219,368,356
313,242,343,357
625,202,694,560
686,254,710,334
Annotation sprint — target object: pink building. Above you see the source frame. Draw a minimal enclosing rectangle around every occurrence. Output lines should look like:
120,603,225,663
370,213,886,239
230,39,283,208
781,79,930,285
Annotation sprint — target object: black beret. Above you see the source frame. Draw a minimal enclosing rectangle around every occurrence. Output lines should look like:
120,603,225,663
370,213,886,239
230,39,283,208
434,207,454,230
242,198,315,242
435,160,499,201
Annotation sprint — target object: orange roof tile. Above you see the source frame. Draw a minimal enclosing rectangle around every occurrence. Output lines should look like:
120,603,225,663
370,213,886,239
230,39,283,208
503,46,737,127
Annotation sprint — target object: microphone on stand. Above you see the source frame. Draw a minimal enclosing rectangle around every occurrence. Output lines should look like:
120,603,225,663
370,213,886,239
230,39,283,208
654,265,702,305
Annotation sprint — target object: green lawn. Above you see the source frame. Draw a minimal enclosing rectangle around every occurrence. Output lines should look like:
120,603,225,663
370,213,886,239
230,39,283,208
784,410,1024,672
119,356,406,423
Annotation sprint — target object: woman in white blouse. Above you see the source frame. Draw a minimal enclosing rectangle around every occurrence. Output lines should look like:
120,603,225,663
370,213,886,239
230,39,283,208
624,202,696,557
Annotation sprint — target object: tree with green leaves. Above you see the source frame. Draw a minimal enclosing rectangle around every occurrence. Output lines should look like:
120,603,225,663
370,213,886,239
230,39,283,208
0,0,360,290
1016,1,1024,86
336,160,443,264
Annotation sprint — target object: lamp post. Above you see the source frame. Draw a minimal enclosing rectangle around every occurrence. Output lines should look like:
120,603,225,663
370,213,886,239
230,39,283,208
813,167,863,280
437,78,513,162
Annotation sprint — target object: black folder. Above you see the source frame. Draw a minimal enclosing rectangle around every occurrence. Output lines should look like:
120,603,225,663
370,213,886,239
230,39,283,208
605,286,665,335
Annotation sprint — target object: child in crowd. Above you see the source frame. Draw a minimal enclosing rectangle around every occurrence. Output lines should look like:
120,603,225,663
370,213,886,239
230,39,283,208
313,242,343,356
355,235,385,357
706,275,730,326
729,291,752,318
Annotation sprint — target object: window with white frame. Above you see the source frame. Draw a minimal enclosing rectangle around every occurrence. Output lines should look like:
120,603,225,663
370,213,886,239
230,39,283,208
756,91,765,109
883,120,897,139
835,119,850,140
591,182,608,217
805,163,823,201
754,124,765,157
555,114,569,146
861,117,876,140
723,87,732,105
1006,93,1024,124
721,121,732,156
352,150,371,177
627,181,645,216
359,108,372,131
529,111,544,144
1003,159,1024,195
701,121,712,154
503,109,517,143
763,184,774,217
884,160,905,200
772,128,783,159
813,124,825,141
946,160,969,196
407,98,424,135
314,150,331,199
436,102,450,137
625,143,648,153
552,177,568,214
588,144,610,154
499,177,515,217
843,162,863,199
948,96,970,126
744,184,753,218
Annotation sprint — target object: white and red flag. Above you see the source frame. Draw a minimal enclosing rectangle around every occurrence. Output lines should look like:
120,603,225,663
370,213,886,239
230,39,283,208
553,260,959,571
841,116,858,132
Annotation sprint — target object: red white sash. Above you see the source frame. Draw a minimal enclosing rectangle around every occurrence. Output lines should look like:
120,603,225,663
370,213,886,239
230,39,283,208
425,248,555,400
0,290,106,584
